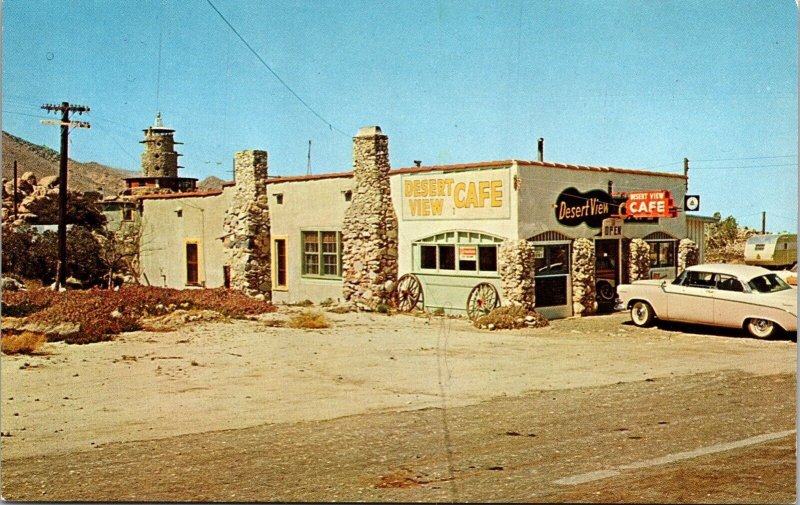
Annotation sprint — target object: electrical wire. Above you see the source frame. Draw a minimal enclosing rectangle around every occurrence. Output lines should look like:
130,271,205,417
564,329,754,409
204,0,349,137
691,163,796,170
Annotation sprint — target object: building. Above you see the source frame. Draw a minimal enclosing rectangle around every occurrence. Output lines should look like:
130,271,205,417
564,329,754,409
108,123,707,319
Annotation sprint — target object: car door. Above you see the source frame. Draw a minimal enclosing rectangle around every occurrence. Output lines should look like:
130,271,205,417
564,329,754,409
712,274,748,327
661,270,716,324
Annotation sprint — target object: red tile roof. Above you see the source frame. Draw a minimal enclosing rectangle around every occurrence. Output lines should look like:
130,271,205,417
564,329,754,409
132,190,223,201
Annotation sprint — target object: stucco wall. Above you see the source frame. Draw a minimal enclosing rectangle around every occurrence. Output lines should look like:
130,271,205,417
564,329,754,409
517,163,687,240
389,165,520,276
138,190,232,289
267,176,354,304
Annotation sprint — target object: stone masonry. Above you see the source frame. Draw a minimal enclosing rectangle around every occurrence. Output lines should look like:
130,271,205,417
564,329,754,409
223,150,271,299
498,239,536,310
627,238,651,282
571,238,596,316
678,238,699,273
341,126,398,309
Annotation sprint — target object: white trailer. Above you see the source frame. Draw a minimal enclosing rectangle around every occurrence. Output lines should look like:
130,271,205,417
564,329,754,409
744,234,797,269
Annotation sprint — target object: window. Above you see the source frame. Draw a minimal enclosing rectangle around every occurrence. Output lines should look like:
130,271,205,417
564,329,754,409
122,207,133,221
682,270,715,288
716,274,744,292
647,240,676,268
186,243,199,286
534,244,570,276
754,244,765,251
302,231,341,278
478,246,498,272
420,245,437,269
438,245,456,270
273,238,287,289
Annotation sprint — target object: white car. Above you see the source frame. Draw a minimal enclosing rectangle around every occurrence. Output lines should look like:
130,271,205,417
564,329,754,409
616,264,797,339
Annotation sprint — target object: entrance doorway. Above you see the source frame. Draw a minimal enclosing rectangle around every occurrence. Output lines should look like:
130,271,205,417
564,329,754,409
594,239,621,308
532,241,572,319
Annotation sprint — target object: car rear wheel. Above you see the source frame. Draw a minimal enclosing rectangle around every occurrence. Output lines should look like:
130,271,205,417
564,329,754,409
746,318,777,339
630,301,655,327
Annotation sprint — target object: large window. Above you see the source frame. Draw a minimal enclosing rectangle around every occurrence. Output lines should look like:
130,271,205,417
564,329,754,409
647,240,676,268
302,231,341,278
414,231,502,275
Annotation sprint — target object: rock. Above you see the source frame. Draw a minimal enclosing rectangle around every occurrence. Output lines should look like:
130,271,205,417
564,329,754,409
1,277,25,291
110,310,122,319
9,320,81,340
488,323,496,330
39,175,59,188
20,172,36,186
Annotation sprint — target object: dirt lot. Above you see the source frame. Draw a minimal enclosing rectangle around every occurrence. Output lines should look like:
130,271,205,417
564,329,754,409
1,308,796,502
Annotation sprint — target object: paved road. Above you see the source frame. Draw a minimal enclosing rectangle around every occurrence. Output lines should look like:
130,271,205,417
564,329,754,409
2,369,794,502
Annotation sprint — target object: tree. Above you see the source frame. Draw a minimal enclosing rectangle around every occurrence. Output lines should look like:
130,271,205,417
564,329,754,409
95,223,145,288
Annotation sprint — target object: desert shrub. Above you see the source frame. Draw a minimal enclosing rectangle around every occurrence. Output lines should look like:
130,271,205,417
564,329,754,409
376,303,390,314
8,286,275,344
2,288,63,317
291,299,314,307
320,298,335,307
287,310,330,329
473,305,549,330
431,307,445,316
1,331,47,355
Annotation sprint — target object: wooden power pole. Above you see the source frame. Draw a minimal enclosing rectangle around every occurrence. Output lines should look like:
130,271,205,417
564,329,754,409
40,101,90,290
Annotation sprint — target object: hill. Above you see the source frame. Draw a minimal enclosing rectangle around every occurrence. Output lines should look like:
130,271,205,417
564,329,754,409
2,131,137,196
198,176,227,191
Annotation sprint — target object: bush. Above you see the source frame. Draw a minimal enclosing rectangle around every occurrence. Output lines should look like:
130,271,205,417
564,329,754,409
474,305,549,330
1,332,47,355
287,310,330,329
6,286,276,344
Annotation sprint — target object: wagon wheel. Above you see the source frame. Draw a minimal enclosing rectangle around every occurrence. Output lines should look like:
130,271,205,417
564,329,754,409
395,274,423,312
466,282,500,321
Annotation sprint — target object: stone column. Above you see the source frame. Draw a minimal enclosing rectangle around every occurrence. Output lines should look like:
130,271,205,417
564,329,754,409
571,238,596,316
223,150,271,300
678,238,699,273
628,238,650,282
498,239,536,310
341,126,399,309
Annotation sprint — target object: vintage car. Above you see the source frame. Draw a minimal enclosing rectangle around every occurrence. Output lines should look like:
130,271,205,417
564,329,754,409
616,264,797,339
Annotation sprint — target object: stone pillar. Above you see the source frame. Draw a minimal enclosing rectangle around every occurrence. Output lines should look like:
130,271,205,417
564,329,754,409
678,238,699,272
341,126,399,309
498,239,536,310
223,150,271,299
628,238,650,282
571,238,596,316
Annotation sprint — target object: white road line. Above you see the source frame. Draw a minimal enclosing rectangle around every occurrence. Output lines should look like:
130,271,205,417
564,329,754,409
554,429,796,486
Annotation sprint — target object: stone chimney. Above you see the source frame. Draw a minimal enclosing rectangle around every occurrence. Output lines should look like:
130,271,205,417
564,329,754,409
223,150,271,299
341,126,399,308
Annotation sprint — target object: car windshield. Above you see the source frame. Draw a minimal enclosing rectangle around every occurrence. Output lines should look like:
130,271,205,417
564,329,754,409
747,273,791,293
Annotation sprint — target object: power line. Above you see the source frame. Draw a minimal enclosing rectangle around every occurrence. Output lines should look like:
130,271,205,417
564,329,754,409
692,163,797,170
204,0,349,137
693,154,796,162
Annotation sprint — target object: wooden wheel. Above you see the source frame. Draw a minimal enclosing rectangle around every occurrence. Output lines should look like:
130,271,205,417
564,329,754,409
395,274,423,312
466,282,499,320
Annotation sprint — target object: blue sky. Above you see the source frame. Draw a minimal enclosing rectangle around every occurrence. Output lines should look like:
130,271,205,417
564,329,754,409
3,1,797,232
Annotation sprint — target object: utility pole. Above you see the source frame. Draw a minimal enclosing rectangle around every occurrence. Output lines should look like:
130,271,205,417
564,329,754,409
12,160,18,219
40,101,90,290
762,211,766,234
306,140,312,175
683,158,689,191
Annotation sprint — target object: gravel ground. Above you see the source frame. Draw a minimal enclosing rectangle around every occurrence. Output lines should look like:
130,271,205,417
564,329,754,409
1,309,796,502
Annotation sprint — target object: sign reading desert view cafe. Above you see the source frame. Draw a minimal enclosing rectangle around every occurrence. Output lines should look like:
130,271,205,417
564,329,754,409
400,170,511,220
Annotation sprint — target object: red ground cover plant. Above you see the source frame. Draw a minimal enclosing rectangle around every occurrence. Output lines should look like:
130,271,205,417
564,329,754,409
3,287,275,344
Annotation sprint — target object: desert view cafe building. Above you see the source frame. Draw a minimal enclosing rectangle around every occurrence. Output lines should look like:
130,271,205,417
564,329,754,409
130,125,701,320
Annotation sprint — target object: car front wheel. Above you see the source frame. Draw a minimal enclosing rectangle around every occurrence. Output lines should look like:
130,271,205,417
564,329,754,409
630,301,655,327
746,318,778,339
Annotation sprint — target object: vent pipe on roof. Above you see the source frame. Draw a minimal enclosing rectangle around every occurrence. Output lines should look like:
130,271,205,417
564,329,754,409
537,138,544,162
413,160,422,167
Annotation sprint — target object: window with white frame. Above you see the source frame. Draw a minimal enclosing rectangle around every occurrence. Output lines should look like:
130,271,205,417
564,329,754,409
414,231,503,275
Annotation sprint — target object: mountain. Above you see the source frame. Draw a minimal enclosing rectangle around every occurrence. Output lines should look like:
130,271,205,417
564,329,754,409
2,131,138,195
198,176,227,191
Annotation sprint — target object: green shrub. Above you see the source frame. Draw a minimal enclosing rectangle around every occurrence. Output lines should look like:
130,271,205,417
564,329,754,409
287,310,330,329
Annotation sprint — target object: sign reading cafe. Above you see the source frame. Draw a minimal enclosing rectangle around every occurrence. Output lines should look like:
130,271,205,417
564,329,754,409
400,169,511,220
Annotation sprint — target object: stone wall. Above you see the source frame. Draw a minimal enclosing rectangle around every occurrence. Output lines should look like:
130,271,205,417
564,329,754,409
571,238,596,315
678,238,699,273
341,126,398,309
628,238,651,282
498,240,536,310
223,150,271,299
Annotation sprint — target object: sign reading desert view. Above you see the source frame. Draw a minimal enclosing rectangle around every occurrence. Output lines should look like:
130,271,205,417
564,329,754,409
401,170,510,220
